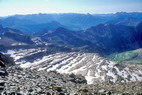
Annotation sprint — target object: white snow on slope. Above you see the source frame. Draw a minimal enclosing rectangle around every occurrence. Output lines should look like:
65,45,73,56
5,49,142,84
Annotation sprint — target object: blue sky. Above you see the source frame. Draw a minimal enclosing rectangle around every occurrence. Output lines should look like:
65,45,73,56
0,0,142,16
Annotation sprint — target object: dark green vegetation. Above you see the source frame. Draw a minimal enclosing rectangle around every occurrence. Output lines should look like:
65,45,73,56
108,48,142,65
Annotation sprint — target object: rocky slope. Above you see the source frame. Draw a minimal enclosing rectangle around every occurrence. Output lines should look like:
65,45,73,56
1,66,142,95
0,50,142,94
5,49,142,84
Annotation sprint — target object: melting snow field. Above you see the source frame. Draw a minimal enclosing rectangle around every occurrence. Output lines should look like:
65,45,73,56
4,49,142,84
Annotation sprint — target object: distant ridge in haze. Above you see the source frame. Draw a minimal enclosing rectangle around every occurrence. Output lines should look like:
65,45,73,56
0,12,142,33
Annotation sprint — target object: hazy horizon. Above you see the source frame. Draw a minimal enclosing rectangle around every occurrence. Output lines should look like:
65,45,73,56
1,11,142,17
0,0,142,16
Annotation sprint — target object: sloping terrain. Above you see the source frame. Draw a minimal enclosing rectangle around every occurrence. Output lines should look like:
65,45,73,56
36,22,142,54
0,23,142,85
0,53,14,93
0,53,142,94
5,49,142,84
79,23,142,54
1,21,142,55
2,66,142,95
108,48,142,65
0,25,33,47
0,12,142,94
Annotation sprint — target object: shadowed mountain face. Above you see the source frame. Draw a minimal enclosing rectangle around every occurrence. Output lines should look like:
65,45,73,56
136,22,142,43
35,23,142,54
0,25,34,47
1,21,142,54
39,27,94,48
81,24,142,54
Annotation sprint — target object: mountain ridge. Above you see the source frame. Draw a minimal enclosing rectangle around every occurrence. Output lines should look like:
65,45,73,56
0,12,142,33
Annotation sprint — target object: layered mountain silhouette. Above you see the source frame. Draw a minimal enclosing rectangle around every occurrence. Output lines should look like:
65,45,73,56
0,21,142,54
36,22,142,54
0,12,142,33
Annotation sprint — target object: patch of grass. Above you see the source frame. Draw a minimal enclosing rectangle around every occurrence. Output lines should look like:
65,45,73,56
107,50,142,65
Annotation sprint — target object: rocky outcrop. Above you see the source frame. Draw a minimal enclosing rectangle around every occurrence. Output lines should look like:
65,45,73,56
0,53,8,93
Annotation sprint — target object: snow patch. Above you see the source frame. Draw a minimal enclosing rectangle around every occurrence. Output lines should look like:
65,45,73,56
85,76,95,84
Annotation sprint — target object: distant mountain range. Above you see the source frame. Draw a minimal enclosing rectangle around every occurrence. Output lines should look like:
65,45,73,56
0,12,142,33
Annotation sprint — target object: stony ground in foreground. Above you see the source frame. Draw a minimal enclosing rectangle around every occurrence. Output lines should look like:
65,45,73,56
0,66,142,95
